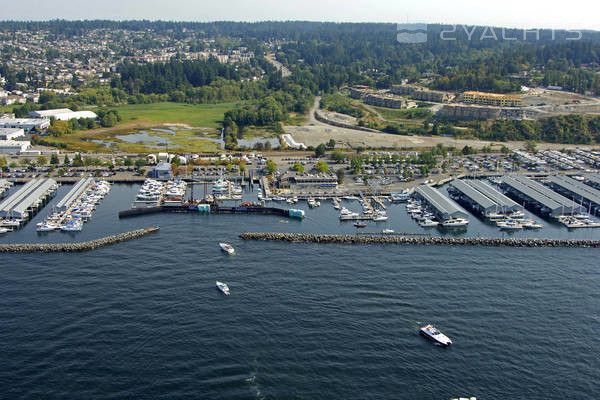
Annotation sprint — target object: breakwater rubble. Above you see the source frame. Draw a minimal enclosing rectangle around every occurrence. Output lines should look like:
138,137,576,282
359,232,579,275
0,227,159,253
240,232,600,248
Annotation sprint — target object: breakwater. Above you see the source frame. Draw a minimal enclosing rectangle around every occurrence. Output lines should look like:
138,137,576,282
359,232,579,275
0,227,159,253
240,232,600,248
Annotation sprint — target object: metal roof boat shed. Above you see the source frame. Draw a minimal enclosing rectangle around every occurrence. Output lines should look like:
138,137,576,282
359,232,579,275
0,178,57,219
415,185,468,220
584,174,600,190
546,175,600,214
466,179,521,212
501,175,583,216
449,179,497,215
56,177,94,212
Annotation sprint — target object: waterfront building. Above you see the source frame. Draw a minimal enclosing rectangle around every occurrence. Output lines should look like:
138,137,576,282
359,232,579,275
0,128,25,140
0,118,50,131
151,162,172,179
29,108,97,121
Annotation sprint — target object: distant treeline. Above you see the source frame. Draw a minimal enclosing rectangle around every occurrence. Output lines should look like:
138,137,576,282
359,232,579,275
468,115,600,144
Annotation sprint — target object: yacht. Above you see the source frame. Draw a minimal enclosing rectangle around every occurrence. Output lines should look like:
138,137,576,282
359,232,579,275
419,218,439,227
497,219,523,231
508,210,525,219
216,281,230,296
2,219,21,227
442,218,469,227
354,222,367,228
420,324,452,346
0,227,9,234
373,215,388,222
308,198,317,208
382,229,395,233
219,242,235,255
37,223,58,232
520,219,543,229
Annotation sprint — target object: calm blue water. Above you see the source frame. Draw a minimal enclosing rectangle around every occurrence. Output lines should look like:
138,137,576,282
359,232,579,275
1,184,599,399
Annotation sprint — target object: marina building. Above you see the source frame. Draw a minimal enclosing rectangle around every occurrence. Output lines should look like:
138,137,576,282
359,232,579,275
414,185,469,220
448,179,521,216
461,91,522,107
0,118,50,131
0,128,25,140
500,175,584,217
55,178,95,212
29,108,98,121
0,178,58,219
545,175,600,215
151,162,172,179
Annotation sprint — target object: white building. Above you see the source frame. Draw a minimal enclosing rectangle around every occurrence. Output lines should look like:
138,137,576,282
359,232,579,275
0,140,31,154
0,128,25,140
29,108,97,121
0,118,50,132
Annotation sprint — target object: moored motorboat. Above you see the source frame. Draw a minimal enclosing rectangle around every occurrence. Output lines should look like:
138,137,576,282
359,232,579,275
420,324,452,346
219,242,235,254
216,281,230,295
354,222,367,228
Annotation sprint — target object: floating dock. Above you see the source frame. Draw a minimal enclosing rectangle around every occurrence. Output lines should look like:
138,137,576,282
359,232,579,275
414,185,469,221
0,178,58,220
118,204,303,219
501,175,585,217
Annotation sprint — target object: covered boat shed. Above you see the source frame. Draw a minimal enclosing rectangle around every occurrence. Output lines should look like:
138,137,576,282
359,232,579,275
546,175,600,215
56,177,94,212
501,175,583,217
466,179,521,213
448,179,497,215
0,178,57,219
415,185,469,220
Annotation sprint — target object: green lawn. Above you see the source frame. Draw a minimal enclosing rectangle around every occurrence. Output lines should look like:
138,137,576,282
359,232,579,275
105,102,243,128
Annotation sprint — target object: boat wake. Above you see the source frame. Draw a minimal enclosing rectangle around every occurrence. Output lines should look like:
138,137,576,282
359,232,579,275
245,371,265,400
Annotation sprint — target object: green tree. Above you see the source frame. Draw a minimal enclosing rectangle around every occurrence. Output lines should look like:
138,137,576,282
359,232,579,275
266,160,277,174
336,168,345,183
37,156,48,166
292,163,305,173
326,138,336,149
316,160,329,173
64,155,70,165
0,157,6,167
314,143,327,158
9,162,18,169
501,145,510,154
123,157,133,166
50,154,59,165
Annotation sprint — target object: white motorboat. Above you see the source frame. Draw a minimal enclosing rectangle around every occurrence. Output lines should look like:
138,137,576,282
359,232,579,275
442,218,469,228
497,219,523,231
37,223,58,232
219,242,235,255
419,218,439,227
0,227,9,234
373,215,388,222
216,281,230,295
420,324,452,346
382,229,395,233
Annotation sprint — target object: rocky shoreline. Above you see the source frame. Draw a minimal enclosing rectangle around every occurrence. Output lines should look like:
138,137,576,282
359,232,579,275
240,232,600,248
0,227,159,253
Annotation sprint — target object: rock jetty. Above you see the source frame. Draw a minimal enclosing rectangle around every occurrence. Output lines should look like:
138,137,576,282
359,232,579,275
240,232,600,248
0,227,159,253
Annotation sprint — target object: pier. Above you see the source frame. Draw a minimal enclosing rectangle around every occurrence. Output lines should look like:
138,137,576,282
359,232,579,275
0,226,159,253
0,178,58,225
240,232,600,248
118,204,300,219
